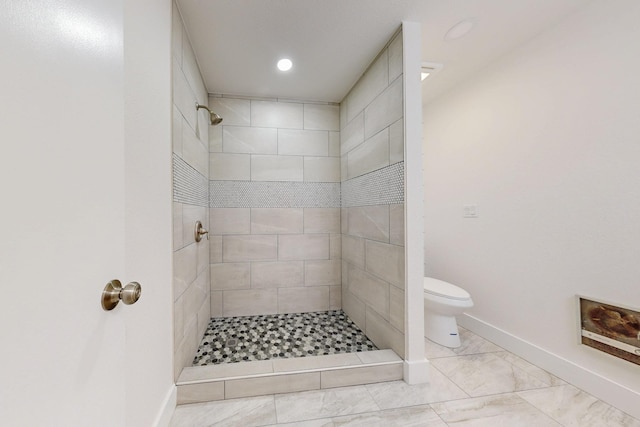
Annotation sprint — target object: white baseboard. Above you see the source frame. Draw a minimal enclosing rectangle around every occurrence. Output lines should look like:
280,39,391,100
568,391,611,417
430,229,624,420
153,385,177,427
459,314,640,420
403,358,430,384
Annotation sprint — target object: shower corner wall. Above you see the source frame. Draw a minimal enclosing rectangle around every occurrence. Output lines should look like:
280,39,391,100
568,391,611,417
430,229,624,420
207,96,341,318
339,28,407,358
171,0,211,380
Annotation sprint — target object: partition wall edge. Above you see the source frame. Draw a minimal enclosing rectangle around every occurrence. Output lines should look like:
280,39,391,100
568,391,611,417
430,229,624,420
401,20,429,384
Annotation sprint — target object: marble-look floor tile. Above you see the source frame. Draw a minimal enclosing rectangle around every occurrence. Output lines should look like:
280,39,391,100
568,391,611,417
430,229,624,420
170,395,276,427
430,352,549,397
365,368,468,410
424,337,457,359
451,327,504,355
266,420,334,427
518,385,640,427
274,385,379,423
431,393,561,426
331,405,448,426
494,351,566,387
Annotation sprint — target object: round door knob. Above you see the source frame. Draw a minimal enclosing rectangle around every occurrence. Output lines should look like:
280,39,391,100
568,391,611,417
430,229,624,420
121,282,141,305
102,280,142,311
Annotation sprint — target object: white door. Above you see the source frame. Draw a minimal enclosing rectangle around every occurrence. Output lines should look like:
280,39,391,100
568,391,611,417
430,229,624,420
0,1,173,426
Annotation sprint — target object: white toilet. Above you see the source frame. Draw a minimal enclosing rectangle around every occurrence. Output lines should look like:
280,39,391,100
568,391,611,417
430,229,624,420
423,277,474,348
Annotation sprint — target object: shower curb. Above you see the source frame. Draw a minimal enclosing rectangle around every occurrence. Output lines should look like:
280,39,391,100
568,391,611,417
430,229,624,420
176,349,403,404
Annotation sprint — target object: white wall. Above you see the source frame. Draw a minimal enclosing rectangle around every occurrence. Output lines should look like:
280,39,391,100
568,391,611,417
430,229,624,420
0,0,174,426
423,0,640,418
124,0,175,425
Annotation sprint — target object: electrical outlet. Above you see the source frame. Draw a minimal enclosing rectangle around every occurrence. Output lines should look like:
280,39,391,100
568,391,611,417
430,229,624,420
463,204,478,218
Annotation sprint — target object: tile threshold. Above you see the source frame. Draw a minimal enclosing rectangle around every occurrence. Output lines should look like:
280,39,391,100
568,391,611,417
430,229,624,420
176,349,403,404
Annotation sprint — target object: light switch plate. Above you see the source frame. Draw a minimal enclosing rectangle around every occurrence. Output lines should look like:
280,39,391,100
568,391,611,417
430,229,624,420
463,204,478,218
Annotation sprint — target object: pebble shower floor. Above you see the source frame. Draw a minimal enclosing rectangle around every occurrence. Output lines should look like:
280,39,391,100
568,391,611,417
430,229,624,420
192,310,378,365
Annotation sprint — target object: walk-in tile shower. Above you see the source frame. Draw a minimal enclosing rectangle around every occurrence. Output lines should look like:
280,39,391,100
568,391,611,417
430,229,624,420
172,0,406,380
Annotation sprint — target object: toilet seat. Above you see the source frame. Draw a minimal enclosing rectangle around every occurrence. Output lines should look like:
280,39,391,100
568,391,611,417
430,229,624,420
423,277,470,301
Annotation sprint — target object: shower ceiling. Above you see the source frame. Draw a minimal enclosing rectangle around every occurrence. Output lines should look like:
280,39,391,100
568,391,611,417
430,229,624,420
176,0,587,104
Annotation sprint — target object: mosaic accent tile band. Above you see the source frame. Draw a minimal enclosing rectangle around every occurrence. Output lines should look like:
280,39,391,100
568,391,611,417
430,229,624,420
341,161,404,207
193,310,378,365
173,154,209,207
209,180,341,208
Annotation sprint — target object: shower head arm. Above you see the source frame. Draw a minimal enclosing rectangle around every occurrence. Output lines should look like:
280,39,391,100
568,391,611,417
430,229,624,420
195,102,223,126
195,103,212,114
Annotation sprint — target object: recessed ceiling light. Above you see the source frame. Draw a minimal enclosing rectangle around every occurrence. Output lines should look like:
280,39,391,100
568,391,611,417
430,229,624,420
277,58,293,71
444,19,475,41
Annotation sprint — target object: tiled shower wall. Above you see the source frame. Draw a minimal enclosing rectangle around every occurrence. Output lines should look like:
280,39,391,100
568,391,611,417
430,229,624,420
172,1,211,378
207,95,342,317
340,31,406,357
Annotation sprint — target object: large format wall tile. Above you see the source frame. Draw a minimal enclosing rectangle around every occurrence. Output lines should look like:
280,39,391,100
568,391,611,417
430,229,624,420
172,60,197,131
251,100,303,129
251,208,303,234
388,32,403,83
365,240,404,288
304,157,340,182
278,129,328,156
303,104,340,131
304,208,340,234
305,259,341,286
347,205,390,242
182,119,208,177
389,286,405,332
251,155,303,182
346,50,389,123
341,235,365,267
182,204,206,246
251,261,304,288
209,153,250,181
278,287,330,313
365,306,404,357
223,289,278,317
346,128,390,179
210,262,250,291
210,208,250,235
330,234,342,259
209,235,222,263
389,119,404,163
279,234,329,260
348,266,390,320
364,77,403,140
340,112,364,156
223,126,277,154
209,124,222,152
389,203,404,246
209,97,251,127
174,243,197,299
223,235,278,262
329,132,340,157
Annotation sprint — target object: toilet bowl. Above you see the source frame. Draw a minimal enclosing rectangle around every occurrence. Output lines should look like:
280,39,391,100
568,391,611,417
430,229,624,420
424,277,473,348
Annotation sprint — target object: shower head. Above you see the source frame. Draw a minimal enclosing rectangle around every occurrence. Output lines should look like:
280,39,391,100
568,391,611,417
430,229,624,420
196,103,223,126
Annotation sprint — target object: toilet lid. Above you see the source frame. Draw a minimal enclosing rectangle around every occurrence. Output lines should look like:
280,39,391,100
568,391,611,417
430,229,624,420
423,277,470,300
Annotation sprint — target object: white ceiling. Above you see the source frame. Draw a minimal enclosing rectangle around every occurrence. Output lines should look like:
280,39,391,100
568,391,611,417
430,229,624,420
176,0,587,105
